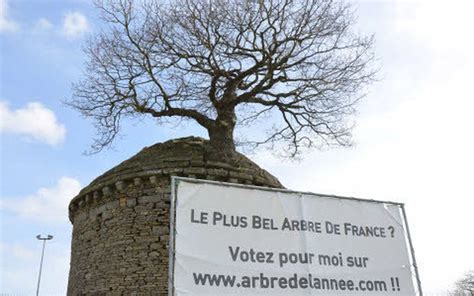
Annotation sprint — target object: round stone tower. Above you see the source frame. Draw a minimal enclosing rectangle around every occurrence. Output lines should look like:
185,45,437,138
67,137,282,295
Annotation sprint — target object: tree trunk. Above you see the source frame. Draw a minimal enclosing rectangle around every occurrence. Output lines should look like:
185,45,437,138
208,108,237,159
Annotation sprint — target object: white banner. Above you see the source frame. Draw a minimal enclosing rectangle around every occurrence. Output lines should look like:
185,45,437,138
170,178,418,296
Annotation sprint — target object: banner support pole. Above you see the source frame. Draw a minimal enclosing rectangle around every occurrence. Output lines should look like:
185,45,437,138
169,177,178,296
401,204,423,296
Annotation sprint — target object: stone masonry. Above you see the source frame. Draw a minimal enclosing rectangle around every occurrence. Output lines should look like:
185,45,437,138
67,137,283,295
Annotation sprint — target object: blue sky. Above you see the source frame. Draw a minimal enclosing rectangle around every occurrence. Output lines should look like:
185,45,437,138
1,0,473,295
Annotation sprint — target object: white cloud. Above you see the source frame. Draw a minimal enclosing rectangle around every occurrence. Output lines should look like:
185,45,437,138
2,177,81,223
393,0,474,56
0,101,66,146
34,18,53,31
0,0,18,32
61,11,89,39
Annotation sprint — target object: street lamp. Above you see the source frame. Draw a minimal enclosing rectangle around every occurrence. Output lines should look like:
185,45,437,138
35,234,53,296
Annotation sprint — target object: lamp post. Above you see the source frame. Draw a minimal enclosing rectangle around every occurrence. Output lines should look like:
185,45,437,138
35,234,53,296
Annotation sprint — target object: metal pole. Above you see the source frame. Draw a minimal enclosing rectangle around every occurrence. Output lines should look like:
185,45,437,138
400,205,423,296
36,234,53,296
169,177,178,296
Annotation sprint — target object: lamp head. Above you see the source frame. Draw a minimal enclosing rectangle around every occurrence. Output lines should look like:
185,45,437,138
36,234,54,240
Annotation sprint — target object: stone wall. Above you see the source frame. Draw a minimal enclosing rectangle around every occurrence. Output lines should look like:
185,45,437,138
67,137,282,295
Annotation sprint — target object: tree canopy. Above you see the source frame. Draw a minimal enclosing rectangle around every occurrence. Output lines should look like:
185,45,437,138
69,0,375,157
451,271,474,296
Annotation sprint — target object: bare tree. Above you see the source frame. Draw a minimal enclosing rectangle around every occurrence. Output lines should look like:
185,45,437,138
451,271,474,296
69,0,375,157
